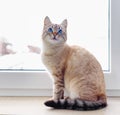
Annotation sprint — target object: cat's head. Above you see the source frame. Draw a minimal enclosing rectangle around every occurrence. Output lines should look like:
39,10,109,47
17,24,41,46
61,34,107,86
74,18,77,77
42,16,67,45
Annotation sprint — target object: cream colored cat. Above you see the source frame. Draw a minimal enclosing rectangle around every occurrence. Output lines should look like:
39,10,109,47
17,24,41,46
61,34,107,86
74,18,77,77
41,16,107,110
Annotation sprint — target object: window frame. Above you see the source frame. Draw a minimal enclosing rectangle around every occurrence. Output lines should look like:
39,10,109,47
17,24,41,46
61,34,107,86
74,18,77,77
0,0,120,96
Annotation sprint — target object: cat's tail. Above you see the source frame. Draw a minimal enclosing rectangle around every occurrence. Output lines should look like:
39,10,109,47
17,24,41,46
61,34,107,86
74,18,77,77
44,98,107,111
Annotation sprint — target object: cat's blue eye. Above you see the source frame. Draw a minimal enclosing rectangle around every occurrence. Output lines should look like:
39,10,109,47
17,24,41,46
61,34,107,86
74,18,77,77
48,28,53,33
58,29,62,34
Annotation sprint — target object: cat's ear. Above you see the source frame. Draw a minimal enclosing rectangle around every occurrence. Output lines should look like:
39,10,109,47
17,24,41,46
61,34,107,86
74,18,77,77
44,16,51,26
61,19,67,28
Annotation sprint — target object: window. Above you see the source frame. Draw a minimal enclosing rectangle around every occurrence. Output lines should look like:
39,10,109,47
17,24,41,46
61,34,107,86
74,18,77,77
0,0,109,71
0,0,120,96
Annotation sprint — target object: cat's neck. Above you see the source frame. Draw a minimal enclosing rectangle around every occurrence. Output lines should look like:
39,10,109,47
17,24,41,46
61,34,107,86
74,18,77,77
42,42,69,56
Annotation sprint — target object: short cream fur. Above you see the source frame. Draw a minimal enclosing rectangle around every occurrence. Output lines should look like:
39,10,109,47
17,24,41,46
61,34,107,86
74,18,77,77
41,16,107,110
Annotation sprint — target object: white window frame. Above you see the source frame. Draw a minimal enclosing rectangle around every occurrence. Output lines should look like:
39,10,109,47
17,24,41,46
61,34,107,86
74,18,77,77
0,0,120,96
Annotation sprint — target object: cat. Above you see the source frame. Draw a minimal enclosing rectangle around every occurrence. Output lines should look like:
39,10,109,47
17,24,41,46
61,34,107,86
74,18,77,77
41,16,107,111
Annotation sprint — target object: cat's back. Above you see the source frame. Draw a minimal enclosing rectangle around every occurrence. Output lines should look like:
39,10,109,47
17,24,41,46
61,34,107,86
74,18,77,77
67,45,103,74
68,45,97,62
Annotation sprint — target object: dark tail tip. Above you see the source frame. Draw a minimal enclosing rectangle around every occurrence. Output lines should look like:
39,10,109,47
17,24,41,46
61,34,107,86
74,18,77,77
44,100,56,107
44,100,58,107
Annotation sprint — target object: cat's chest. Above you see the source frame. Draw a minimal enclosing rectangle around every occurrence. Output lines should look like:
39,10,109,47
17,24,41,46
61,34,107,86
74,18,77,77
42,54,62,72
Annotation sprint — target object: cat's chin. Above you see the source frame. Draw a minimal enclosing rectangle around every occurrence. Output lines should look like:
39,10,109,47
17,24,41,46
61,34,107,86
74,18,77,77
44,36,65,44
52,37,57,40
49,37,63,42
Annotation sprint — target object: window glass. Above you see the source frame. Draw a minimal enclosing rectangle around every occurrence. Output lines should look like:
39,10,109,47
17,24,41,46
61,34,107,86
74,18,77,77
0,0,109,71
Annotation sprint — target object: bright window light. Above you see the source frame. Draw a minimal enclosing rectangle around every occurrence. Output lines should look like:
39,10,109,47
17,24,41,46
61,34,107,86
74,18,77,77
0,0,110,71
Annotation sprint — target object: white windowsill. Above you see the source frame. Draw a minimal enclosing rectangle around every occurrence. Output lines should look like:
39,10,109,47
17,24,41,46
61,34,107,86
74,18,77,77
0,71,119,96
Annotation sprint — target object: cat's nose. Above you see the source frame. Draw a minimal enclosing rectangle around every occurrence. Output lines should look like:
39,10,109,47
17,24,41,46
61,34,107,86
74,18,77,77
53,32,57,36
